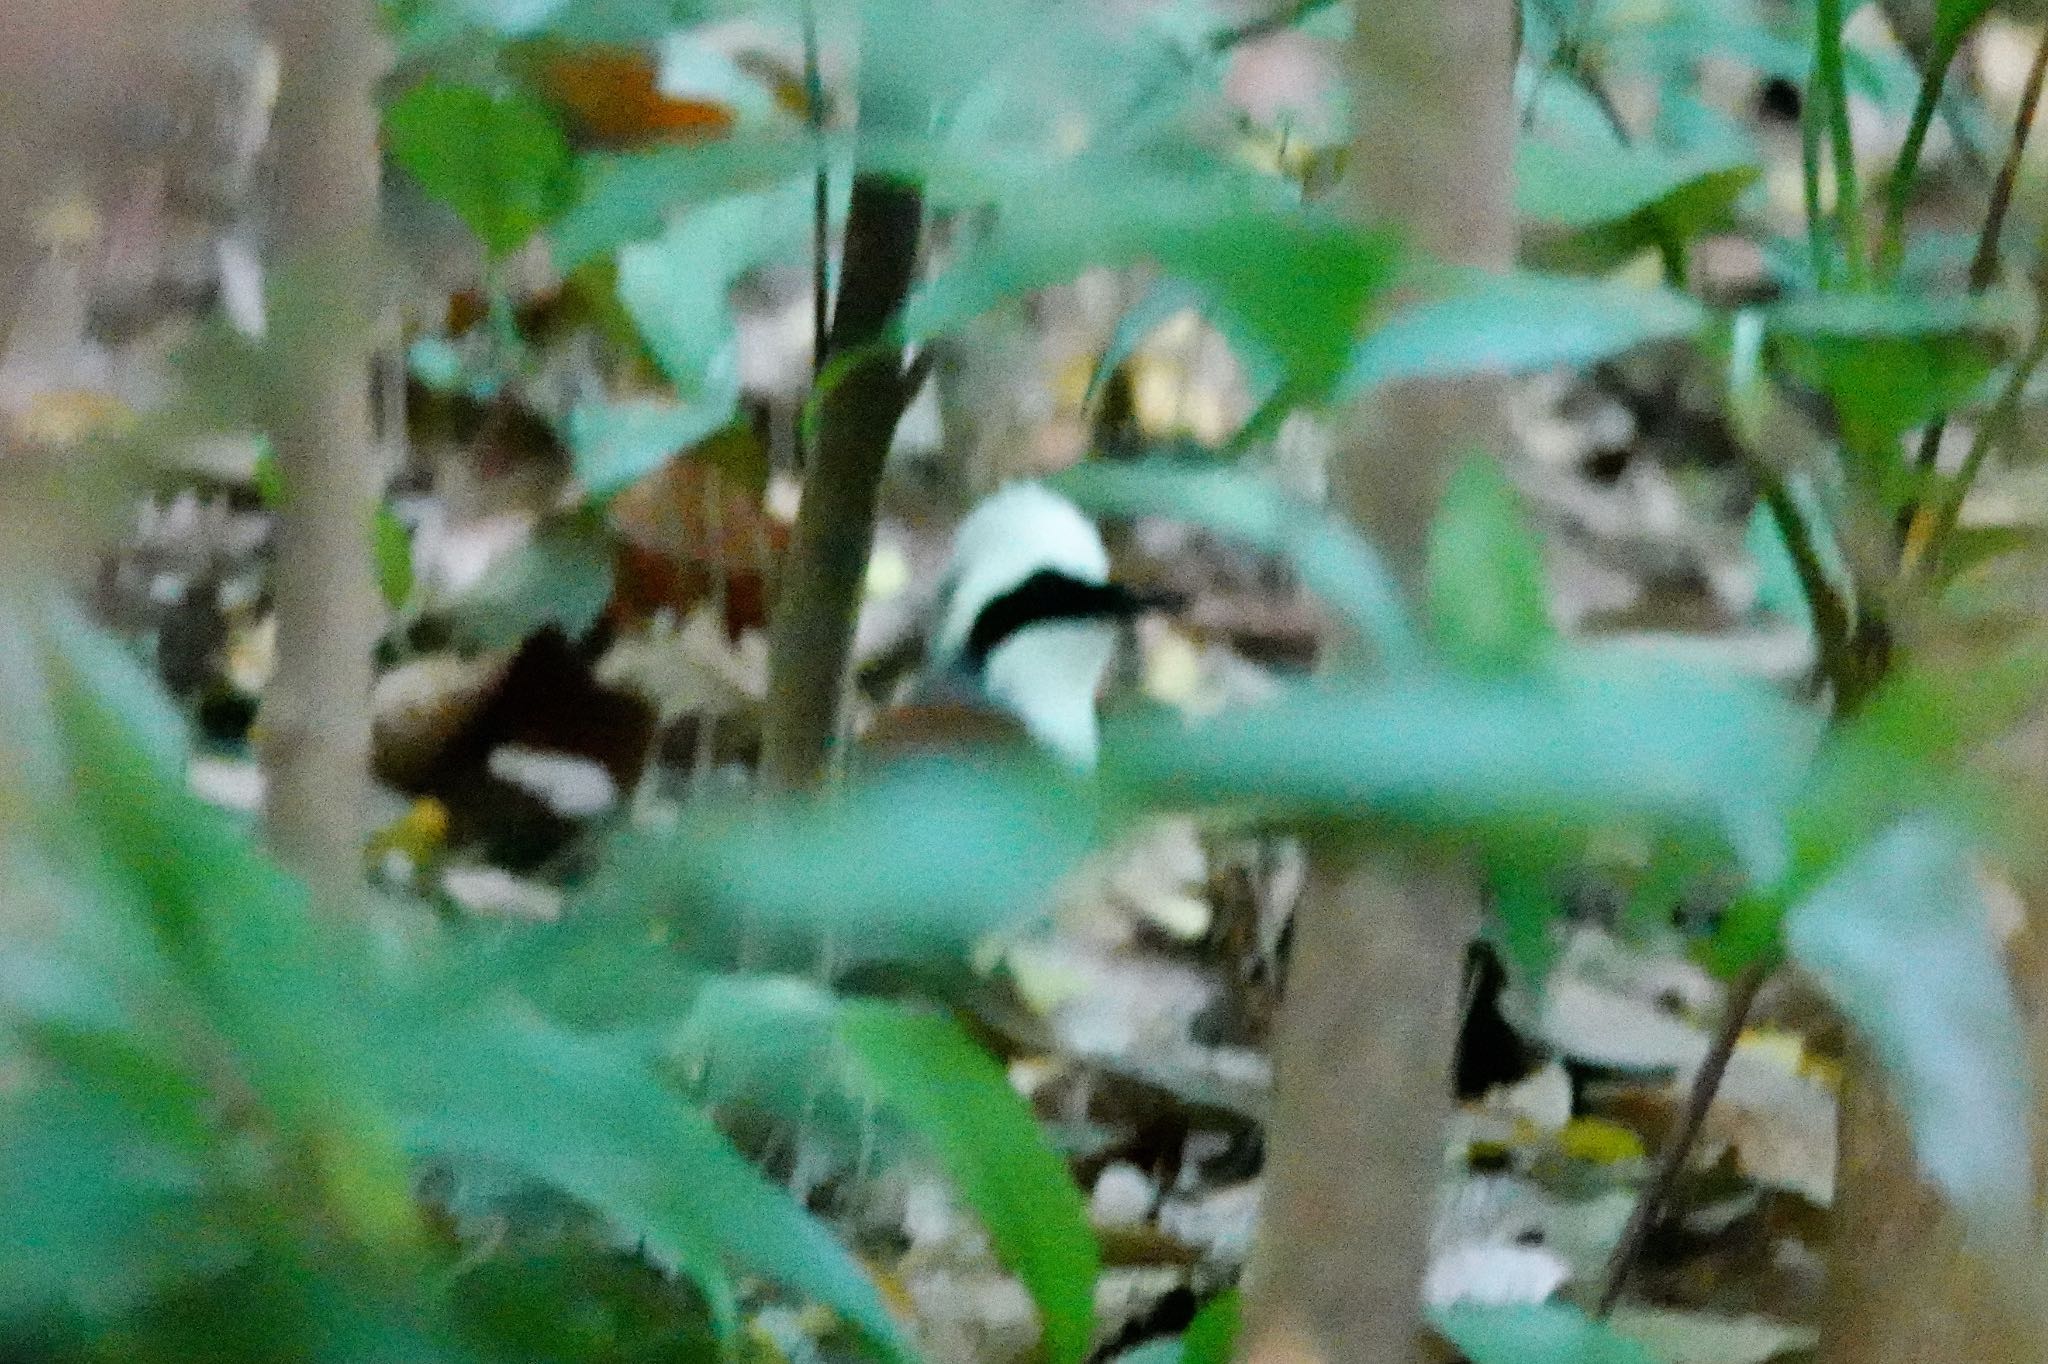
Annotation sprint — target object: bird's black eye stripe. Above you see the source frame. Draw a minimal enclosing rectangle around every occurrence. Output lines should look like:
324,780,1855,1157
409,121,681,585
962,570,1149,671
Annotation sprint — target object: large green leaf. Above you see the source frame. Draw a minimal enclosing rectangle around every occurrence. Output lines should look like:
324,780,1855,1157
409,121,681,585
904,166,1399,405
1781,819,2032,1244
1517,137,1758,269
1933,0,1998,50
1343,270,1706,394
553,135,823,270
1426,454,1554,672
1051,460,1423,669
1102,658,1818,885
0,1074,240,1318
1430,1303,1657,1364
29,601,415,1245
578,756,1105,969
1766,291,2013,454
385,81,575,257
839,1003,1098,1364
583,180,807,495
387,1007,913,1356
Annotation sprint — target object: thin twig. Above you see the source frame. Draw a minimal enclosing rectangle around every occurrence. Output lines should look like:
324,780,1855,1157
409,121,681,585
1879,36,1961,279
1596,962,1771,1317
1815,0,1865,285
1208,0,1340,53
802,0,828,385
1900,21,2048,542
1754,467,1856,703
1907,317,2048,583
1803,56,1831,289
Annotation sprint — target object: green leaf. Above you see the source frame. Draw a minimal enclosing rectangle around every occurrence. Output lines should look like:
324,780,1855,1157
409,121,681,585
1344,270,1707,394
386,81,575,256
1765,289,2020,339
1430,1302,1657,1364
1933,0,1998,50
585,180,806,496
1517,137,1758,269
552,135,824,270
1765,289,2015,455
388,1007,913,1357
579,757,1104,970
1782,819,2032,1244
838,1003,1098,1364
569,398,725,499
27,599,415,1244
1051,460,1423,670
1427,454,1553,671
373,505,414,608
1182,1290,1241,1364
0,1074,239,1318
439,508,614,649
1103,658,1819,887
904,166,1399,405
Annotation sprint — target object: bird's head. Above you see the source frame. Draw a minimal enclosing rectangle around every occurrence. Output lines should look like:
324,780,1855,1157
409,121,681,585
923,482,1143,768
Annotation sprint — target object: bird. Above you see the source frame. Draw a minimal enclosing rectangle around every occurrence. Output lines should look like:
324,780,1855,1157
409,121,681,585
863,481,1153,769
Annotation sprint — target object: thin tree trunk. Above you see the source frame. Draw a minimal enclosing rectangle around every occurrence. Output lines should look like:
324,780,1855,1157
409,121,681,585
254,0,386,901
758,176,922,791
1239,7,1516,1364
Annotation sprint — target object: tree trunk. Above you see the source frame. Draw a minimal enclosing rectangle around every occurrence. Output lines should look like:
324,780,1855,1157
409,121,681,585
758,176,922,792
1239,7,1517,1364
254,0,386,902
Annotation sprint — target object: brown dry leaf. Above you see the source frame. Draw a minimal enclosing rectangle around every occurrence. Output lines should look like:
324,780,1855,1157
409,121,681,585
532,45,736,147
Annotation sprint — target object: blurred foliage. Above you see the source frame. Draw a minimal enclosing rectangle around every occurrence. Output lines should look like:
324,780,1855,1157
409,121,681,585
13,0,2048,1358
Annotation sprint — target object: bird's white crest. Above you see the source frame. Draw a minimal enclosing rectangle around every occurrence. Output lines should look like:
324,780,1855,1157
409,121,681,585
932,482,1117,767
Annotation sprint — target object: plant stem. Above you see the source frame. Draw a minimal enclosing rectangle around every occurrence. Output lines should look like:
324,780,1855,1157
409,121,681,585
1900,21,2048,545
1879,37,1959,280
255,0,387,903
1238,6,1514,1364
1209,0,1341,52
1595,963,1770,1317
1803,58,1832,289
1964,22,2048,297
1754,467,1856,703
1907,317,2048,584
1815,0,1866,286
802,0,828,383
758,175,922,792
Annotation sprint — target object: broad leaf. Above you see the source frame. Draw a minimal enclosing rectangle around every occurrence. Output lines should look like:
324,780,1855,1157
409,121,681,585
1782,819,2032,1244
1431,1302,1657,1364
579,757,1104,969
1103,658,1818,886
1426,454,1553,671
1344,270,1706,394
388,1007,914,1356
0,1074,239,1317
904,166,1399,406
1182,1290,1241,1364
1518,137,1758,270
589,180,807,495
386,81,575,256
552,135,824,270
839,1004,1098,1364
30,602,415,1245
1933,0,1998,50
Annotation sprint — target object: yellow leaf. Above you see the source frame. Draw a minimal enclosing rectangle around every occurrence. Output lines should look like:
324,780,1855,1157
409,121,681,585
1557,1116,1648,1165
